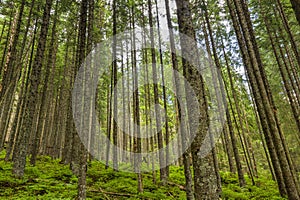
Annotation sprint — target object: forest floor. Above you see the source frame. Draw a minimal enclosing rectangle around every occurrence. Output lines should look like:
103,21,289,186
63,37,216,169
0,151,286,199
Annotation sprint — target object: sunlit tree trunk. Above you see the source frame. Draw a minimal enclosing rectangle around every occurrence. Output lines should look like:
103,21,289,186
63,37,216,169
147,0,167,184
131,3,143,192
154,0,170,178
0,0,25,151
0,8,14,77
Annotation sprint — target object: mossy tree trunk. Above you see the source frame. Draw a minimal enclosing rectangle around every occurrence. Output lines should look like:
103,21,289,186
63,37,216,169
175,0,220,198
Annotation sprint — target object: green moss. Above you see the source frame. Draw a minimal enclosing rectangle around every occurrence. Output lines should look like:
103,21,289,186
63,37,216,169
220,172,287,200
0,151,287,199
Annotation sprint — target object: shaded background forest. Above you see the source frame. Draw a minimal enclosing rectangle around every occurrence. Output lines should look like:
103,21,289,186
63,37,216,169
0,0,299,199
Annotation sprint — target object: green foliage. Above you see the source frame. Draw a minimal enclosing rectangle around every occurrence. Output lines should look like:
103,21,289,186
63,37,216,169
220,172,287,200
168,165,186,184
0,153,77,199
0,151,287,199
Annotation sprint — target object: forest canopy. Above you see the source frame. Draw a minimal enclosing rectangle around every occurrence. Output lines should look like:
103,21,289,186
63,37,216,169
0,0,299,199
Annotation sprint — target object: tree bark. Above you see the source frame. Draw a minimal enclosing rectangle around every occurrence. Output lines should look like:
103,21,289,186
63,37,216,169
164,0,194,198
12,0,53,178
176,0,220,199
228,0,300,198
30,0,59,166
76,0,89,198
131,3,143,193
290,0,300,25
147,0,167,184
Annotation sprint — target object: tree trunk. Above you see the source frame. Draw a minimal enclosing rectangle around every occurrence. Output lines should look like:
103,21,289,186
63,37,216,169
228,0,300,198
147,0,167,184
12,0,53,178
112,0,119,171
164,0,194,197
176,0,220,198
290,0,300,25
30,0,59,166
76,0,88,198
131,4,143,192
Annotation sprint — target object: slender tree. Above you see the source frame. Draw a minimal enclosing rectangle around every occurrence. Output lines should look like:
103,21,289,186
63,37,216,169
147,0,167,184
164,0,194,198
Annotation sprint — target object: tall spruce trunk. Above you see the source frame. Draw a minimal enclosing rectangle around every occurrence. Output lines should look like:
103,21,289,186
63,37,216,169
30,0,59,166
147,0,167,184
0,0,26,151
228,0,300,198
112,0,119,171
131,4,143,192
155,0,170,178
76,0,89,198
12,0,53,178
175,0,220,199
164,0,194,198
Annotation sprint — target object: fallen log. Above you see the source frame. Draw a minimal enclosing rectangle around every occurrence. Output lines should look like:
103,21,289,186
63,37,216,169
89,189,135,197
167,181,186,191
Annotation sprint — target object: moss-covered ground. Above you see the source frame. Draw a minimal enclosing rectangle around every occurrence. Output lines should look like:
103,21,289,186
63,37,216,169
0,151,286,199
